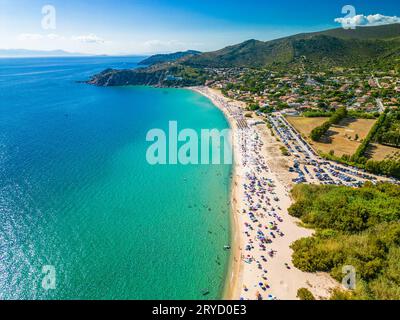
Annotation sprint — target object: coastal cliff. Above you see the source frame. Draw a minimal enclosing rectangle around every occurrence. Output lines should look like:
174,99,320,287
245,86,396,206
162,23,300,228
87,63,207,87
87,67,169,86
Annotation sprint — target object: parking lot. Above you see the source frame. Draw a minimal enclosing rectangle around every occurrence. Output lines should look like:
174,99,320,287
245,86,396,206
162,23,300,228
267,113,390,187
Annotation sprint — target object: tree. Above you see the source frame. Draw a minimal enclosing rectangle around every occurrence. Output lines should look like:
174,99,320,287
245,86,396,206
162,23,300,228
310,106,347,142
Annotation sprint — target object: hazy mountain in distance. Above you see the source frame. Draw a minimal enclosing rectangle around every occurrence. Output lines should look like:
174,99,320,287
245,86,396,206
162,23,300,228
0,49,88,57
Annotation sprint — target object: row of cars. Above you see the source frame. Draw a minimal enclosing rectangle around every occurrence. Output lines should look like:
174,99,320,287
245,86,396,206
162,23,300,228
268,114,378,187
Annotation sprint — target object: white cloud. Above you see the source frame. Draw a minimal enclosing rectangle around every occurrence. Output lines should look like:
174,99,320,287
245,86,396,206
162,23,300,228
144,40,185,48
17,33,107,45
47,33,63,40
18,33,44,41
17,33,64,41
335,14,400,27
71,34,105,44
142,39,204,52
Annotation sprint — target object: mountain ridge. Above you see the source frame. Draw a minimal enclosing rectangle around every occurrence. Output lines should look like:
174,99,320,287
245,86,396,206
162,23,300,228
138,50,201,66
87,24,400,87
183,25,400,68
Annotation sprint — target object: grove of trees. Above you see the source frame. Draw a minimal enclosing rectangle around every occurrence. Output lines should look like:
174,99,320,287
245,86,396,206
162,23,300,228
310,106,347,141
289,183,400,300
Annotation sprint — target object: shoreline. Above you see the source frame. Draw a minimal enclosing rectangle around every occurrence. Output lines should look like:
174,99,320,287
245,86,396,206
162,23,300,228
189,86,339,300
188,86,243,300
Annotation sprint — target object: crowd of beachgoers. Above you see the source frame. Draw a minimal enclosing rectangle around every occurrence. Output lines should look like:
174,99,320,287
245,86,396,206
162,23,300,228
191,86,339,300
236,127,289,300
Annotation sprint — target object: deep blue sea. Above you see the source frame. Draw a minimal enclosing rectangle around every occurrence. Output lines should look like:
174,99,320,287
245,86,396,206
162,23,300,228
0,56,232,299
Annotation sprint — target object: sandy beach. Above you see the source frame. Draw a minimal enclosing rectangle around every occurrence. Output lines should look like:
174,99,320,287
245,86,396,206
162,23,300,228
190,86,339,300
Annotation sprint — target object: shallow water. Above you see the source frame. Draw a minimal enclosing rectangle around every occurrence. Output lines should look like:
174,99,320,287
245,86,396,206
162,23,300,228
0,57,231,299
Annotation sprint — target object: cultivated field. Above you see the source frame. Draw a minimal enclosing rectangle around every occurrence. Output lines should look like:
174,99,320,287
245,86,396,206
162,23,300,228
287,116,377,157
367,143,400,161
285,117,327,137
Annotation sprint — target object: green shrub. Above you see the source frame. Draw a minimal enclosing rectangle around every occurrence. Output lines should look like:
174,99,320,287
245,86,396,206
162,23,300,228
297,288,316,300
329,289,355,300
280,146,290,156
289,183,400,300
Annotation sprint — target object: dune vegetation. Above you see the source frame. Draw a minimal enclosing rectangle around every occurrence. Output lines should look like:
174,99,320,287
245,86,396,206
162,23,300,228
289,183,400,300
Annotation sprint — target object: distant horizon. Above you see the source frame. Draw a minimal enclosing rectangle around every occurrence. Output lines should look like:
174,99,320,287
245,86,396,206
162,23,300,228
1,0,399,55
0,48,147,58
2,22,400,58
1,0,400,304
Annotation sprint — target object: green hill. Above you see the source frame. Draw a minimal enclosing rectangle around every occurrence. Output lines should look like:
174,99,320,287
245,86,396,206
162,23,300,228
313,24,400,40
138,50,201,66
182,39,294,67
88,24,400,87
184,24,400,68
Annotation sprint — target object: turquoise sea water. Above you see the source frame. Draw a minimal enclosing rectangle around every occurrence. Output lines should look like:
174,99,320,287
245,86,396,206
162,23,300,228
0,57,231,299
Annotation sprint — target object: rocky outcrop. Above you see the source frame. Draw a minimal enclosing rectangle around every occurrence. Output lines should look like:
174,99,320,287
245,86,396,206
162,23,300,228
87,67,169,86
87,63,206,87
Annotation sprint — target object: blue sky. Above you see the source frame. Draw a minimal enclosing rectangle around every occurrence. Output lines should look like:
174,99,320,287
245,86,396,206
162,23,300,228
0,0,399,54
